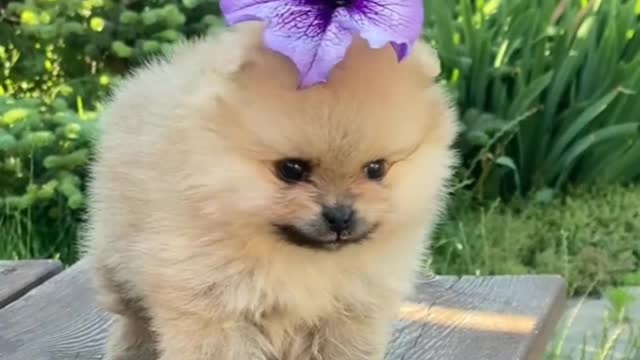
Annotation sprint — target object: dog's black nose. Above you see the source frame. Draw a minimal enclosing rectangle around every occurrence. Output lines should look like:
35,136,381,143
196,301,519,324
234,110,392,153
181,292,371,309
322,205,355,234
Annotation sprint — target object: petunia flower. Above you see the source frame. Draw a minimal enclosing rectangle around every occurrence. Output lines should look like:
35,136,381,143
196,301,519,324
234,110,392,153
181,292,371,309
220,0,424,88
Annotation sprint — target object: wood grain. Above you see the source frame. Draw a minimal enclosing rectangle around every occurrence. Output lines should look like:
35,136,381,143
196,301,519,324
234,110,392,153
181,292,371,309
0,259,567,360
0,260,63,310
386,275,567,360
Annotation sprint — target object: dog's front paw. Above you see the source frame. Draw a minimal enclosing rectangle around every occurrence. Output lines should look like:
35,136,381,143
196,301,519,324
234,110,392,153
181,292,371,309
104,315,158,360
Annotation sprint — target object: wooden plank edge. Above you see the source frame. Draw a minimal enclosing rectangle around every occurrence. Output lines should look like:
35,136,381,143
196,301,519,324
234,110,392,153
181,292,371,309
399,274,570,336
0,260,64,310
520,275,568,360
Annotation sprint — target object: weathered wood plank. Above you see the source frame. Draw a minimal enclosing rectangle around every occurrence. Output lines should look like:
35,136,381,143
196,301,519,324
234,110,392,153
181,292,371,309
389,275,567,360
0,260,63,310
0,259,567,360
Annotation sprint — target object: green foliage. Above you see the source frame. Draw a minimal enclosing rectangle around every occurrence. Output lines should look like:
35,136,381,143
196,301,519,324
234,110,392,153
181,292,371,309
430,184,640,296
424,0,640,198
1,0,223,101
0,95,97,263
621,272,640,286
0,0,225,263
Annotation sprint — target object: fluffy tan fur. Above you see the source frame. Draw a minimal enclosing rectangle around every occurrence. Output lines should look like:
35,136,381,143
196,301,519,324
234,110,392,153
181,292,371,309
83,22,459,360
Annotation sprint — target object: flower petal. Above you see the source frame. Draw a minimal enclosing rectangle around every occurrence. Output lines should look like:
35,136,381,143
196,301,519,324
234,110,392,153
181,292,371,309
263,8,354,87
219,0,424,87
339,0,424,61
221,0,355,87
220,0,285,25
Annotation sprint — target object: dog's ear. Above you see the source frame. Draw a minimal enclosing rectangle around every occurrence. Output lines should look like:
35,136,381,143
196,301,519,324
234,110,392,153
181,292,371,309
408,41,442,83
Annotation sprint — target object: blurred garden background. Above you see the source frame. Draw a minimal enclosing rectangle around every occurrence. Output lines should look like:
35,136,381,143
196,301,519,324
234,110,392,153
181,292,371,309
1,0,639,358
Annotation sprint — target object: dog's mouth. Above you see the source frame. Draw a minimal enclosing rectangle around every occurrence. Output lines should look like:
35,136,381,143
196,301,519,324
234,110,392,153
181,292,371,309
274,224,378,251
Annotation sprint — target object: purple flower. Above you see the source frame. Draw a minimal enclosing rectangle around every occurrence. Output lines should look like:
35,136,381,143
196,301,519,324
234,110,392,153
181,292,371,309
220,0,424,87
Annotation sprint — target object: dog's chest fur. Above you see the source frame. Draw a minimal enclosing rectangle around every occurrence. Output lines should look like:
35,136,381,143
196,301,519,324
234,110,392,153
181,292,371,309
204,257,390,359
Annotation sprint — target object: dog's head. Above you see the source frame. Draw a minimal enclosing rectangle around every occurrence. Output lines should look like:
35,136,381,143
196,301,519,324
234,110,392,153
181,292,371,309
180,24,458,253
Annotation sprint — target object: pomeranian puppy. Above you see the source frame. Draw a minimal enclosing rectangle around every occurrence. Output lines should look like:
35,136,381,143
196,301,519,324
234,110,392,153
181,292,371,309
83,22,458,360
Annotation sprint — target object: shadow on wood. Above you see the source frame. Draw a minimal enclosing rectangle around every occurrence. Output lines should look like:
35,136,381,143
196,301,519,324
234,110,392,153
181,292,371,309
0,260,63,310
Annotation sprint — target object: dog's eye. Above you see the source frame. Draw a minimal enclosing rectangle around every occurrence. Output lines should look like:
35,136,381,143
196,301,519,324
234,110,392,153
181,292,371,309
364,159,387,181
275,159,311,183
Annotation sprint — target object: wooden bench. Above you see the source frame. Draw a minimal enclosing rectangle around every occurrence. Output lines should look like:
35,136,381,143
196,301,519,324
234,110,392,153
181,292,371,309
0,259,567,360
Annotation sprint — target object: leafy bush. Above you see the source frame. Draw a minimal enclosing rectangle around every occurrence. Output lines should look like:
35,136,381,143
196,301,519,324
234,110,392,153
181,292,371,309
0,95,97,263
1,0,223,101
0,0,224,262
430,184,640,296
424,0,640,199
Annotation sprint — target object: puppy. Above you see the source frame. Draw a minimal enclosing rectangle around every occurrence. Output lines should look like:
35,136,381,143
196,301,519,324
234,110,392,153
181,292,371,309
83,21,458,360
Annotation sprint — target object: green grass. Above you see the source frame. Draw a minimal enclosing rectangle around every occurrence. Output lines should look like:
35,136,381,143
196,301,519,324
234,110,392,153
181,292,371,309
547,287,639,360
429,184,640,296
0,209,80,263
